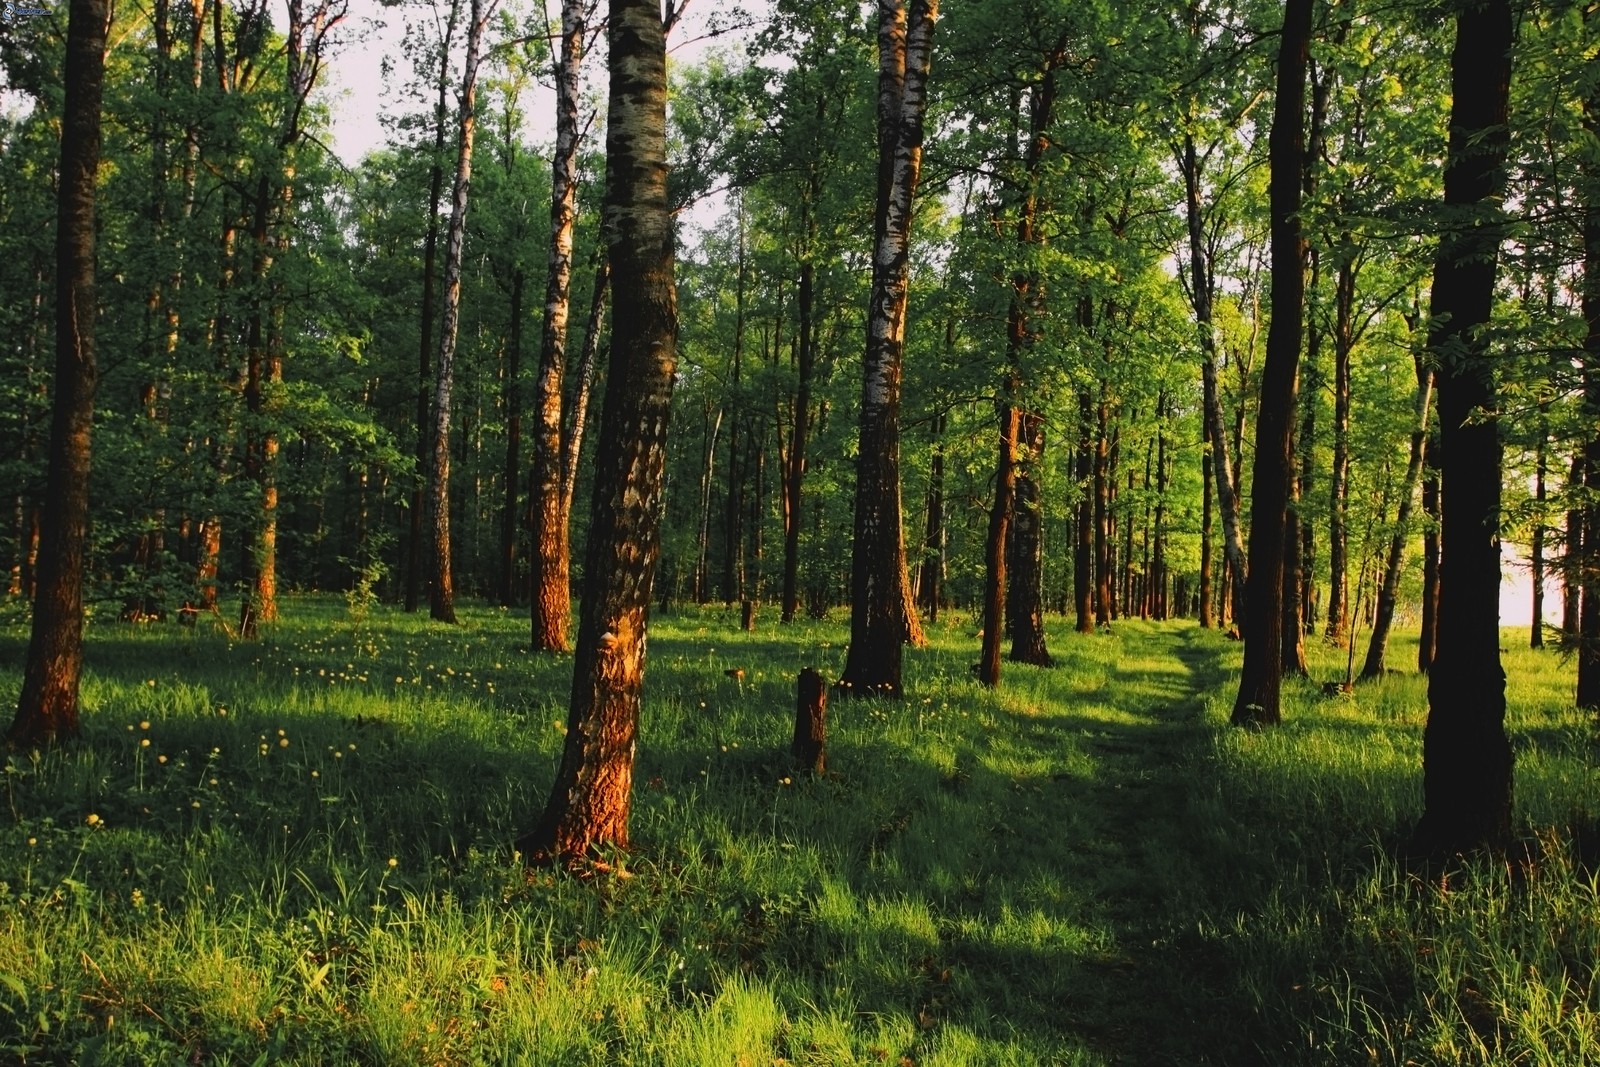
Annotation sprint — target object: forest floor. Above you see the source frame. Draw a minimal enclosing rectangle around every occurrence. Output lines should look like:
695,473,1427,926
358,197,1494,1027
0,597,1596,1065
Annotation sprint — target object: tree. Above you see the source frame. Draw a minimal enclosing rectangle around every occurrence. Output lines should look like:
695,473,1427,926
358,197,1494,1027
520,0,676,864
529,0,598,651
837,0,935,699
426,0,495,624
1412,0,1514,856
9,0,109,747
1231,0,1311,728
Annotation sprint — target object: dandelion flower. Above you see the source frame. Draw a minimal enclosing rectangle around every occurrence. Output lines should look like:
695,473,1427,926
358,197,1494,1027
279,738,289,748
85,813,101,826
139,720,150,730
140,738,151,748
387,857,398,868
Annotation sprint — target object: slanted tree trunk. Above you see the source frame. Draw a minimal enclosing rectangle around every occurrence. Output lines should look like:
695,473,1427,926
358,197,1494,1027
1413,0,1513,856
1231,0,1310,728
1418,429,1441,671
10,0,108,747
560,258,610,531
722,209,748,604
838,0,935,699
519,0,675,864
1363,353,1433,679
531,0,592,650
427,0,492,625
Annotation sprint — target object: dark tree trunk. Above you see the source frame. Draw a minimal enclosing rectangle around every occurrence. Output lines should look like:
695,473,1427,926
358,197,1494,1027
1199,414,1214,628
1231,0,1310,728
791,667,827,775
1074,386,1095,633
979,397,1019,688
1413,0,1514,856
1009,410,1052,664
838,0,936,699
428,0,491,625
10,0,107,747
1324,256,1355,647
407,0,459,614
520,0,675,865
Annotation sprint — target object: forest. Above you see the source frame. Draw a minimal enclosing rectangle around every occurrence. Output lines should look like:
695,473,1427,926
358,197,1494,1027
3,0,1600,1062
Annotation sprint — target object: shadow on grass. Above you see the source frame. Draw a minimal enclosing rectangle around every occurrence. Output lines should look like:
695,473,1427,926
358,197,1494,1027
0,607,1456,1064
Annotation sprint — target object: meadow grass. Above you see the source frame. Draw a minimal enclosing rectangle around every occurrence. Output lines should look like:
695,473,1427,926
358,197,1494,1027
0,599,1594,1064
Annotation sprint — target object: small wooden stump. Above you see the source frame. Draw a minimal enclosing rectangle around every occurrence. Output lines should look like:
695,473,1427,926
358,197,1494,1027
741,599,758,632
791,667,827,775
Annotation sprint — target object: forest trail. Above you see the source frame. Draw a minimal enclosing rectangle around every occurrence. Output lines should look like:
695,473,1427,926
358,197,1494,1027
1041,622,1247,1066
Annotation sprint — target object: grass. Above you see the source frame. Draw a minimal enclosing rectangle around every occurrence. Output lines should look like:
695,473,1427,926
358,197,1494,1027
0,598,1595,1065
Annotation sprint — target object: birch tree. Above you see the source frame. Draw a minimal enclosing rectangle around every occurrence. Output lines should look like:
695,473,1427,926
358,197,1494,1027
520,0,676,864
838,0,935,699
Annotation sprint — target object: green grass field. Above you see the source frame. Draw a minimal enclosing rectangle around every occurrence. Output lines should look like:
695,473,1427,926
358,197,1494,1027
1,599,1596,1065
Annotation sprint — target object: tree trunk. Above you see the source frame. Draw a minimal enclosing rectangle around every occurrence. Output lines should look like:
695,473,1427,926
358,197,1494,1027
792,667,827,775
1419,428,1441,671
531,0,590,650
499,268,525,606
520,0,675,865
1324,255,1355,647
1564,451,1582,636
406,2,458,613
838,0,936,699
978,396,1018,688
1362,354,1434,679
1231,0,1310,728
1531,425,1546,649
722,209,748,604
427,0,491,625
918,410,946,622
694,404,723,602
1413,0,1513,856
10,0,107,747
1009,409,1052,664
1184,134,1249,629
1199,413,1214,628
1299,252,1321,634
1074,385,1095,633
560,259,610,532
782,259,816,624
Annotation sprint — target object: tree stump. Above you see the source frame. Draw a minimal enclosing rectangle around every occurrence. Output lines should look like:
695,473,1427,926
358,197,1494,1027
741,599,757,632
791,667,827,774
